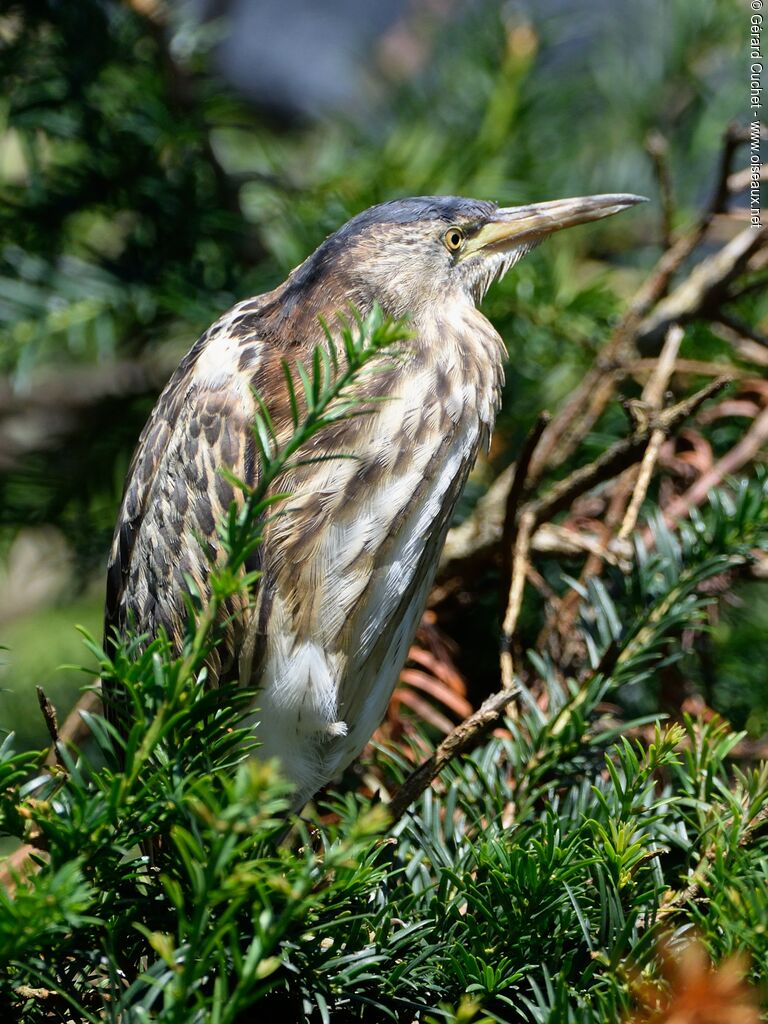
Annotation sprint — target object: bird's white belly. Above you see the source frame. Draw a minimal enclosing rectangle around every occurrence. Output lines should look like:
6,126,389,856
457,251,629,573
252,399,482,803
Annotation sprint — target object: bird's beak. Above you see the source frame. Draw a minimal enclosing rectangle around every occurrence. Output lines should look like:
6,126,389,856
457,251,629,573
460,193,647,258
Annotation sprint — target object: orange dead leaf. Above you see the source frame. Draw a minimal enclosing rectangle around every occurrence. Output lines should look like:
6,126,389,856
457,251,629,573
625,938,760,1024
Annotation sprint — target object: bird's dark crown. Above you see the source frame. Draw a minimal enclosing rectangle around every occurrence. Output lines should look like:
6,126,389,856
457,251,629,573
338,195,498,234
286,196,497,299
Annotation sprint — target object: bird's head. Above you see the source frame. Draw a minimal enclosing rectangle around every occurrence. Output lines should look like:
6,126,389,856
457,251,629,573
285,193,646,322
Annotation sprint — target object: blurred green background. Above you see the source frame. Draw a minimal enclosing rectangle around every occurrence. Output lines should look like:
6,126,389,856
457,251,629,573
1,0,764,752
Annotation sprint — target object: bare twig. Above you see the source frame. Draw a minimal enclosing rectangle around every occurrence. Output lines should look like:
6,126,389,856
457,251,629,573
628,357,750,378
0,690,103,889
716,311,768,350
530,234,699,479
36,687,62,768
662,402,768,528
712,323,768,368
13,985,54,1001
618,324,684,540
725,271,768,304
527,377,731,529
710,122,754,216
541,321,686,662
529,125,759,478
500,508,536,689
642,324,685,410
618,432,669,542
439,380,730,586
499,412,550,612
655,802,768,924
44,689,102,767
635,227,768,349
387,688,518,824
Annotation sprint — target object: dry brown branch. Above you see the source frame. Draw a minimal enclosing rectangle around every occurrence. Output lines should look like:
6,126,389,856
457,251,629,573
642,324,685,410
618,325,684,540
711,325,768,368
655,802,768,925
635,226,768,349
500,508,536,689
628,357,752,378
528,124,755,478
439,379,730,590
540,475,633,663
387,688,518,824
36,687,62,767
440,462,514,573
0,690,102,890
710,122,755,217
519,374,727,663
716,310,768,350
499,412,550,608
619,431,669,541
726,268,768,303
44,689,103,767
539,322,684,661
662,402,768,528
526,377,730,529
524,227,696,479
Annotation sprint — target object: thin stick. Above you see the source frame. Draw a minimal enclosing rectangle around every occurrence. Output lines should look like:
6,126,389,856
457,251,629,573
499,412,550,610
36,687,62,768
528,376,731,529
387,688,518,824
618,431,668,542
643,324,684,409
44,689,102,768
500,508,535,689
716,311,768,350
628,357,748,378
618,324,684,540
654,802,768,925
710,121,752,216
530,125,755,478
635,227,768,347
662,401,768,529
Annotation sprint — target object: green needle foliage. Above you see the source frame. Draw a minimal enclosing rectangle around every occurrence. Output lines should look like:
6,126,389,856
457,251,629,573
2,310,768,1021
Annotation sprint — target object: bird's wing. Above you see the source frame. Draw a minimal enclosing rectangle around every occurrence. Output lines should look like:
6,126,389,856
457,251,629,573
104,321,261,690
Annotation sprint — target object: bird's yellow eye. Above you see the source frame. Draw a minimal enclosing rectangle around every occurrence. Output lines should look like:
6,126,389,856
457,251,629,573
444,227,465,252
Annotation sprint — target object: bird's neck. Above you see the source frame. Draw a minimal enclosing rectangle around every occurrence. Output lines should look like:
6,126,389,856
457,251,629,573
413,300,507,432
265,273,506,431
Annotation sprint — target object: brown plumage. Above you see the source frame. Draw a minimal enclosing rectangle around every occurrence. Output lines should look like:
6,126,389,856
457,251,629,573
104,193,644,805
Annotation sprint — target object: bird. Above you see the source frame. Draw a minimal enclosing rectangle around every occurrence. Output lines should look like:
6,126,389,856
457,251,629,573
104,192,644,807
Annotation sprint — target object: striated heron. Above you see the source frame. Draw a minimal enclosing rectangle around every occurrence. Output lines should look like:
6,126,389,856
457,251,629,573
105,193,644,806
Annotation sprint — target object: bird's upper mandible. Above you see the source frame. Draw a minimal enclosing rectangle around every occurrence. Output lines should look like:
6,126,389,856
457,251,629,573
104,192,645,805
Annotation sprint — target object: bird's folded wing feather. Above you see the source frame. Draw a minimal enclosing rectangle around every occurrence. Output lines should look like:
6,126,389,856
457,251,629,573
103,335,259,701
